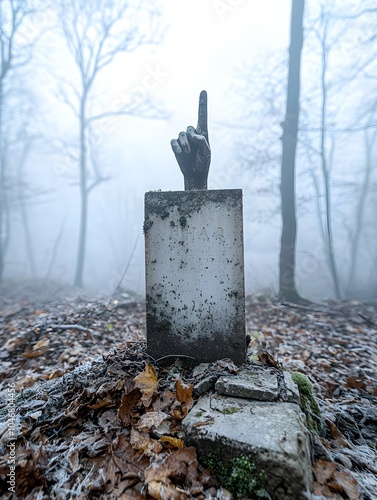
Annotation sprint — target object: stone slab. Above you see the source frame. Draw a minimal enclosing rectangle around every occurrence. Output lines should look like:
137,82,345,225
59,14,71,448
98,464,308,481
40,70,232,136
283,371,301,404
182,395,312,500
144,190,246,365
215,370,278,401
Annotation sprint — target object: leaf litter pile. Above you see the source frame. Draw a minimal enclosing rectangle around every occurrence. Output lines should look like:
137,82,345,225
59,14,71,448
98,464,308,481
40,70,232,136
0,281,376,499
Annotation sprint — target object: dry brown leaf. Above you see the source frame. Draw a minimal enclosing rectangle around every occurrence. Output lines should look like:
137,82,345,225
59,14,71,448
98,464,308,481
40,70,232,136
326,420,352,448
15,374,39,389
331,470,359,499
133,363,158,407
42,369,66,380
22,350,44,359
130,428,163,455
136,411,169,432
160,435,185,449
148,480,186,500
345,376,367,390
103,453,119,488
258,351,280,368
170,378,194,421
313,460,337,484
171,405,188,421
192,417,215,428
110,434,148,477
118,388,140,427
88,393,113,410
2,337,25,351
153,389,176,412
175,378,193,404
67,449,80,473
313,481,341,499
165,447,198,483
33,339,50,350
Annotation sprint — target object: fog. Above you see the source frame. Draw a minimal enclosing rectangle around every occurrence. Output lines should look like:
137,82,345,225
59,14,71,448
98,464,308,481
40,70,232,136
1,0,376,301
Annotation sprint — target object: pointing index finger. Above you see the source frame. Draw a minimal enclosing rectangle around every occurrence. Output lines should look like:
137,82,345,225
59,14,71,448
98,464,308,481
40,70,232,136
197,90,208,140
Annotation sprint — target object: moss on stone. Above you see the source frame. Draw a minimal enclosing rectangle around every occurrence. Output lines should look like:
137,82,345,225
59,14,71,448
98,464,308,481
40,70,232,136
201,453,269,499
220,405,240,415
291,371,322,434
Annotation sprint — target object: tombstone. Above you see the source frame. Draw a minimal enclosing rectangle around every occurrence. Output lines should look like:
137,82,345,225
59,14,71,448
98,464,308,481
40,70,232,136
144,91,246,365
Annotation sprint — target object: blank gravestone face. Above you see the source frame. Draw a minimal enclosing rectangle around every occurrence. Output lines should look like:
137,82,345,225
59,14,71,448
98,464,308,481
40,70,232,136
144,189,246,365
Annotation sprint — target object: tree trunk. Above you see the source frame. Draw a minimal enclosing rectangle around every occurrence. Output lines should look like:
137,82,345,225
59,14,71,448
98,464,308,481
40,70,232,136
74,103,88,287
279,0,306,303
0,81,5,282
347,128,376,295
319,38,341,300
18,143,36,278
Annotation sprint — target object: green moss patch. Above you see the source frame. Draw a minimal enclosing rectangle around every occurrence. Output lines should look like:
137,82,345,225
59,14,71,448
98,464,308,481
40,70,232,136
291,371,322,434
201,454,269,499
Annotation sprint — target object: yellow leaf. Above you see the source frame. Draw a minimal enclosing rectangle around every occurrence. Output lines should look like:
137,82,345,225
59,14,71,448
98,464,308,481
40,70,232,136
133,363,158,407
160,435,185,449
175,378,193,404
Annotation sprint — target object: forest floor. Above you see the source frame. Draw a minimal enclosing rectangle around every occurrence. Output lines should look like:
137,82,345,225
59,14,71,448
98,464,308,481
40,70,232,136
0,281,376,499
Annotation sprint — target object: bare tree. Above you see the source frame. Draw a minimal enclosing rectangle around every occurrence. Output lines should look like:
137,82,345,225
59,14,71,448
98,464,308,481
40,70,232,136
53,0,165,287
0,0,36,281
279,0,306,303
299,0,377,299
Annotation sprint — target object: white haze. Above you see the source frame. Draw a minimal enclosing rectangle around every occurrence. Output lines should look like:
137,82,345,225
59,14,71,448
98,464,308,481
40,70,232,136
4,0,377,301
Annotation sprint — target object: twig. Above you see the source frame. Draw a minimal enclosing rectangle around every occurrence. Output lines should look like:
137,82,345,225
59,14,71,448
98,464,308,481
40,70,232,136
155,354,196,364
357,312,377,329
49,324,92,333
111,235,140,298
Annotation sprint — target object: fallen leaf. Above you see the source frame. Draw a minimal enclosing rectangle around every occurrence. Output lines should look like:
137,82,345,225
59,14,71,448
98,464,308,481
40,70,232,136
313,481,341,499
326,420,352,448
3,337,26,351
313,460,337,484
160,436,185,449
33,339,50,350
148,480,186,500
15,374,39,389
133,363,158,407
331,470,359,499
130,428,163,455
175,378,193,404
345,376,367,390
42,369,66,380
258,351,280,368
118,388,140,427
153,389,176,413
192,417,215,428
67,450,80,473
22,350,44,359
165,447,198,483
136,411,169,432
88,393,113,409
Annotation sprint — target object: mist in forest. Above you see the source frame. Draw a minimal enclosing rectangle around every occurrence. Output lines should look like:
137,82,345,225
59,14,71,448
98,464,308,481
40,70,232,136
1,0,376,302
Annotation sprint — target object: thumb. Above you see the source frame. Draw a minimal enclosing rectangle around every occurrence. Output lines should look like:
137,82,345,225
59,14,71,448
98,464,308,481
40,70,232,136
187,126,210,152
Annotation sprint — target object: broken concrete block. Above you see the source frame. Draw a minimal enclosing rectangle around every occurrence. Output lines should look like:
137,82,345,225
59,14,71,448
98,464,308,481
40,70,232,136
193,375,219,397
144,190,246,365
215,370,278,401
182,394,312,500
283,371,301,404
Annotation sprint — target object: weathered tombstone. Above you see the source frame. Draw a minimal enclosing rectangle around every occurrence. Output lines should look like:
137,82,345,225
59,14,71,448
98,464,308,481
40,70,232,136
145,91,246,364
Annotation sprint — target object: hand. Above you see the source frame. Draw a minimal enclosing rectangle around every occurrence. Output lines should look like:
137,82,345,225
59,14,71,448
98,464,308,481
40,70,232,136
171,90,211,190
